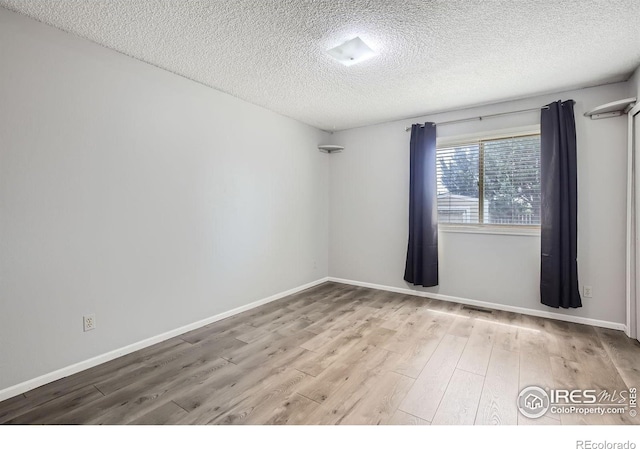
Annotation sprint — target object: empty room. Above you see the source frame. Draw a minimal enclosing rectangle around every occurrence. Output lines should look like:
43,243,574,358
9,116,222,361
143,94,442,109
1,0,640,445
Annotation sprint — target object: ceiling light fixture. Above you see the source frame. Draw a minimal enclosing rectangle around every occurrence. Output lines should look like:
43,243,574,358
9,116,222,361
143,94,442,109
326,37,376,67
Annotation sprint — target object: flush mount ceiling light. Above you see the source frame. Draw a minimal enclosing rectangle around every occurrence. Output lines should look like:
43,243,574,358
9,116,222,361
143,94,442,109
326,37,376,67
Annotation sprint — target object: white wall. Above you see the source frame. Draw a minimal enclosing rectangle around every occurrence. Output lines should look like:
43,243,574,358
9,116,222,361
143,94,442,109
329,82,630,325
0,8,329,392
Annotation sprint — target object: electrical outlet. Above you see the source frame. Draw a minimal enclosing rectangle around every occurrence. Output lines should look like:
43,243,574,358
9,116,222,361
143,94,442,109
83,314,96,332
583,286,593,298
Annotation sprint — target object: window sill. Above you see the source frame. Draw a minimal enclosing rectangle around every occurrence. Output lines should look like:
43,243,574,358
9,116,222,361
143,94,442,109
438,225,541,237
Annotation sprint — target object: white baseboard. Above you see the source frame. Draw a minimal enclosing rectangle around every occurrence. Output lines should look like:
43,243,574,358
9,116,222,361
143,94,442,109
328,277,626,331
0,277,329,403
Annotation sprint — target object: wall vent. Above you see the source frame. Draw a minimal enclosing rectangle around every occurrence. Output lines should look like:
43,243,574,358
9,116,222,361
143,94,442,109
461,305,494,314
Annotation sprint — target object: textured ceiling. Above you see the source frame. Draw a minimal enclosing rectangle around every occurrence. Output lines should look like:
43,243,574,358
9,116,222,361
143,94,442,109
2,1,640,130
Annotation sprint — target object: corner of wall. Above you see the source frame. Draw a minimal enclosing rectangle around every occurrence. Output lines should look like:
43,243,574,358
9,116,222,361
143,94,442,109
629,65,640,97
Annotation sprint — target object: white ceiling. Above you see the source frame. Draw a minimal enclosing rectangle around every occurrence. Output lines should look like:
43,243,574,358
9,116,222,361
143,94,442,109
2,1,640,130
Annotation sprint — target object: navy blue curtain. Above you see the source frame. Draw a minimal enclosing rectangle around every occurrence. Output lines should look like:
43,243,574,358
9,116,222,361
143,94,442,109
404,123,438,287
540,100,582,308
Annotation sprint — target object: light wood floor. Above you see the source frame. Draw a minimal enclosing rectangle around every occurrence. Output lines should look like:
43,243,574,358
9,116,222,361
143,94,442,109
1,282,639,425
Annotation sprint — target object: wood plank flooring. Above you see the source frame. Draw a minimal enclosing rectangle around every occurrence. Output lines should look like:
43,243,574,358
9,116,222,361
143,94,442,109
2,282,640,425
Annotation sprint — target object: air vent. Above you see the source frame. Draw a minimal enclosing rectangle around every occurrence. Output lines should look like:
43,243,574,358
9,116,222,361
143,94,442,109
461,305,494,314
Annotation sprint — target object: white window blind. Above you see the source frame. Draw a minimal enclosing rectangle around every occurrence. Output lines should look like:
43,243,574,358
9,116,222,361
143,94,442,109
436,134,541,226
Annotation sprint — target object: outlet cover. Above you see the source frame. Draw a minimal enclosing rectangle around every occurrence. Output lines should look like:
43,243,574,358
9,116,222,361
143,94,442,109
583,286,593,298
83,314,96,332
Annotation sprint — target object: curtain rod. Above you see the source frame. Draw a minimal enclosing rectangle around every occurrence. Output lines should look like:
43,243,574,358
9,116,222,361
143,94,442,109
404,105,549,131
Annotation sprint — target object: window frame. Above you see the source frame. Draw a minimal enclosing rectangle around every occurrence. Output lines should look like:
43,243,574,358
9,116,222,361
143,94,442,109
435,126,542,236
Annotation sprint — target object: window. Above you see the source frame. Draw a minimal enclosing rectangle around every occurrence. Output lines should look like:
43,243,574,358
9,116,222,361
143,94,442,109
436,134,541,226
